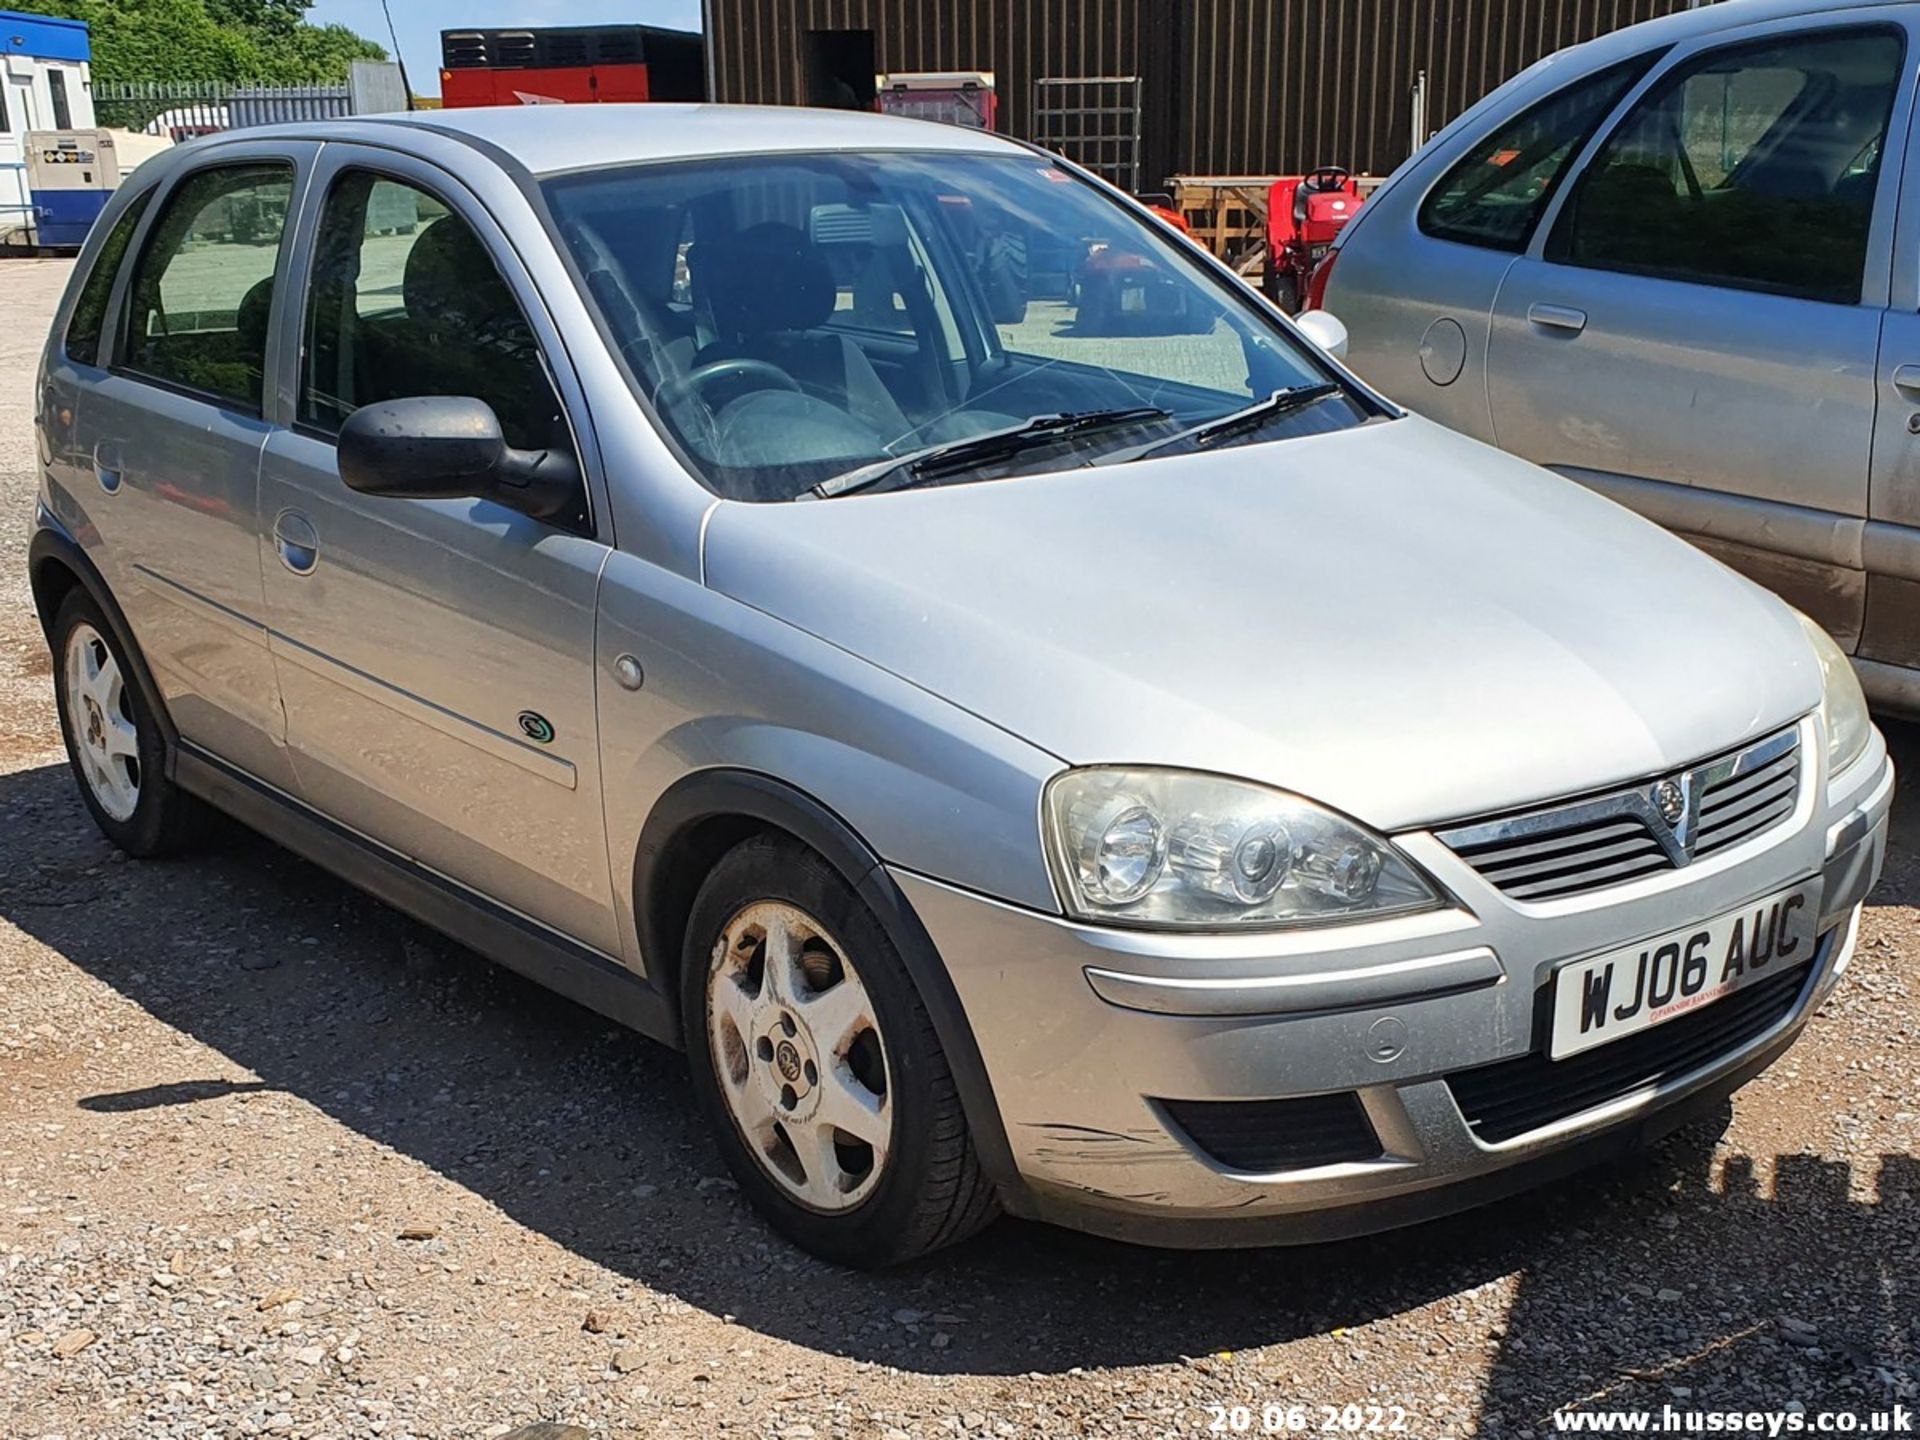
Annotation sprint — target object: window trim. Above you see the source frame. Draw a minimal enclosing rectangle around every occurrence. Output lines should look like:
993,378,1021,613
1417,50,1668,255
1539,21,1909,307
112,157,300,419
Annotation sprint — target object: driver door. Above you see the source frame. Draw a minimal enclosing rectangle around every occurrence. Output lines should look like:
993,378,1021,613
257,146,621,954
1484,18,1912,647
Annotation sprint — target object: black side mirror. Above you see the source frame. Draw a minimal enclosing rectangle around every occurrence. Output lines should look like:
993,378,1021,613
337,396,578,521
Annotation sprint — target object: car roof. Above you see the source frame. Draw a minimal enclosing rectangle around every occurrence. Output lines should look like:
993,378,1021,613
1568,0,1910,61
296,103,1029,177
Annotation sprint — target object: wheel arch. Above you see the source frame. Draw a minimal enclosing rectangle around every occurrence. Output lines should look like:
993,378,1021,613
28,524,181,759
633,768,1025,1206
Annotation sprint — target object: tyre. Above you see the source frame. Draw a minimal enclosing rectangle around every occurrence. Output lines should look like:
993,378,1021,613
50,588,208,857
681,834,1000,1266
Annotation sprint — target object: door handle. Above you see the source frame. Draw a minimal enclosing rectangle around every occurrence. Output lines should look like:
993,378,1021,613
1527,303,1588,334
1893,364,1920,395
272,510,319,576
93,440,124,495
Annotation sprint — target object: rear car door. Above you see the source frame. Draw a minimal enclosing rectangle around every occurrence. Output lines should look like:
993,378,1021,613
1859,68,1920,692
1484,16,1913,648
257,147,621,954
72,143,313,793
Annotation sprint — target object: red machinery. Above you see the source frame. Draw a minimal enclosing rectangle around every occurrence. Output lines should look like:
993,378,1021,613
1264,166,1365,313
439,25,704,109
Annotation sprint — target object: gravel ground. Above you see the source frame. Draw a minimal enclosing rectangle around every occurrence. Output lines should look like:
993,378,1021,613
1,255,1916,1440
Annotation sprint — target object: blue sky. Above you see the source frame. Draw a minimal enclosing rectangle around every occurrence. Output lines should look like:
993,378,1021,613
306,0,703,96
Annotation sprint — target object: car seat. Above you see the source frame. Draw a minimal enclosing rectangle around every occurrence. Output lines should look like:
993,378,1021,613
688,222,911,442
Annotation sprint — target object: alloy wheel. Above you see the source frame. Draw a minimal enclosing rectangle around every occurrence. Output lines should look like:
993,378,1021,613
706,901,893,1211
63,622,142,823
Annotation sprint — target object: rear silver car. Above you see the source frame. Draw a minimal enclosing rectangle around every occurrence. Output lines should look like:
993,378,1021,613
28,103,1893,1265
1323,0,1920,715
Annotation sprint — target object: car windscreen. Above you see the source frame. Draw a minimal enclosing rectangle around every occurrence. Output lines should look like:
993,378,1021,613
542,151,1363,502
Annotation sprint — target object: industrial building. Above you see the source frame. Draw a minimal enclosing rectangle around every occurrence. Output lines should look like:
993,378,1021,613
704,0,1695,191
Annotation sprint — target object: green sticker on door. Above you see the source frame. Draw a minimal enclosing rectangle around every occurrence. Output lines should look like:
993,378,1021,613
517,711,555,745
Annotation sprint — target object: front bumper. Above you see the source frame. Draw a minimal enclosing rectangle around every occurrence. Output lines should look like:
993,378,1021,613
901,721,1893,1247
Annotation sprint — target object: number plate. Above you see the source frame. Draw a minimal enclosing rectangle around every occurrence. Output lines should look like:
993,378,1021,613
1548,882,1817,1060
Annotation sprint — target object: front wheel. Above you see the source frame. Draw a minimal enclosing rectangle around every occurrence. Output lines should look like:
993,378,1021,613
681,834,999,1266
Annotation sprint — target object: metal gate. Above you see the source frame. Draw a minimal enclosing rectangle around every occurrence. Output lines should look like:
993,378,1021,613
1032,76,1142,192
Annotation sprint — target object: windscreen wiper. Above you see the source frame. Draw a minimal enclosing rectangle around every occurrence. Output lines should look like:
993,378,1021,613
1099,383,1346,466
809,406,1173,500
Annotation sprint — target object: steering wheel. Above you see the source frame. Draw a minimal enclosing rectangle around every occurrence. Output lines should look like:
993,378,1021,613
654,357,801,413
1304,165,1352,193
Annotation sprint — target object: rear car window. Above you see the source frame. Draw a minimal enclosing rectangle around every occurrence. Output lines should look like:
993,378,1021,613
1420,54,1662,252
122,162,294,413
1546,27,1903,305
65,188,153,367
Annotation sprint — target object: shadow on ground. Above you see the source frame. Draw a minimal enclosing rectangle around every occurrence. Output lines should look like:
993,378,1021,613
2,722,1916,1417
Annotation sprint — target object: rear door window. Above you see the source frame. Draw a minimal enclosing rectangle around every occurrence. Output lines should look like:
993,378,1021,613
1546,27,1904,304
65,188,152,367
1420,55,1662,252
122,163,294,412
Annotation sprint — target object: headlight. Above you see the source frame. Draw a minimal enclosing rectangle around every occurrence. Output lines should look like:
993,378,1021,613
1796,612,1871,776
1044,768,1441,930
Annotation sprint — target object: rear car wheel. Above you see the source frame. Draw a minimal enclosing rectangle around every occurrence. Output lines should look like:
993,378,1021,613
51,589,207,857
681,834,999,1266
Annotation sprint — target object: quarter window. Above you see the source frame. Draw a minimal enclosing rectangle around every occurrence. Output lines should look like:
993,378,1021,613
1547,28,1903,304
1420,55,1661,252
65,188,152,367
298,170,565,452
123,163,293,412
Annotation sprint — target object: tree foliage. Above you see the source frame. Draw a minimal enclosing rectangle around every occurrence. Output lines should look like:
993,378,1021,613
7,0,386,83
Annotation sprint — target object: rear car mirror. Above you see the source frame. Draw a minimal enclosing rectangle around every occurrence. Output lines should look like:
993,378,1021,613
1294,309,1349,360
337,397,578,521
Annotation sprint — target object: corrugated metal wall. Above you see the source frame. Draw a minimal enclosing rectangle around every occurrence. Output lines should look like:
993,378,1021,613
709,0,1162,172
708,0,1695,183
1178,0,1691,177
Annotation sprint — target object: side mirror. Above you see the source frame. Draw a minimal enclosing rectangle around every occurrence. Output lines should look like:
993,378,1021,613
1293,309,1349,361
337,396,577,521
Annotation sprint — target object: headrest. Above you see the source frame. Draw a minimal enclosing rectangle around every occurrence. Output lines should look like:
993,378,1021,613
404,216,513,332
235,276,275,354
689,222,836,335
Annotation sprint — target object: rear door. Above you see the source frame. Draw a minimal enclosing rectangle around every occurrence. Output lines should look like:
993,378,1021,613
1484,16,1913,648
73,142,314,792
1860,67,1920,686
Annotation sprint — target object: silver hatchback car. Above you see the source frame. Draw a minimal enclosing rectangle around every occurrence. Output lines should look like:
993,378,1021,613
29,104,1893,1265
1321,0,1920,716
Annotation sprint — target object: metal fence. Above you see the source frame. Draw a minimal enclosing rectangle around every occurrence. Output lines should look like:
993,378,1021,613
91,78,368,139
1033,77,1144,192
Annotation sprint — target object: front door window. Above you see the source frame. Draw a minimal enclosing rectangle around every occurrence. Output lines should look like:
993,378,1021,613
1547,27,1905,304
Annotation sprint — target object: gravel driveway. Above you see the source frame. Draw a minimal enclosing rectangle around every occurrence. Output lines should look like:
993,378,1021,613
1,255,1915,1440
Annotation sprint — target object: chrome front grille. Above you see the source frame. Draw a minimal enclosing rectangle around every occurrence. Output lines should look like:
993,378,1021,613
1694,734,1800,857
1435,726,1803,903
